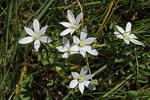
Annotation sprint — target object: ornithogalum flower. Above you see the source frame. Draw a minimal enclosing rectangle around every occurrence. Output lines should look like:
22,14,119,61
73,28,98,57
69,66,94,94
60,10,81,36
56,37,79,58
114,22,144,46
19,19,52,51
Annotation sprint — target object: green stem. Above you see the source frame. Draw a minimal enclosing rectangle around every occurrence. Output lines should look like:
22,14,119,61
85,54,92,75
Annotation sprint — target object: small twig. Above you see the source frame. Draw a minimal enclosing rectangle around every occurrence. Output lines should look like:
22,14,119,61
96,0,115,35
76,0,84,29
13,60,27,100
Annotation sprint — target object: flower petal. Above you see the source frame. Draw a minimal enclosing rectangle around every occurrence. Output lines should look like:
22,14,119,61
67,10,75,24
84,37,96,44
84,74,94,80
24,27,35,37
19,36,34,44
73,36,80,44
79,82,85,94
130,34,137,39
123,39,130,44
126,22,132,33
88,49,98,56
80,66,88,76
60,22,71,27
130,39,144,46
33,19,40,33
70,45,79,52
62,52,69,58
116,25,125,34
34,40,40,51
80,31,87,41
38,25,48,35
60,28,71,36
83,81,90,87
64,41,70,49
114,32,124,39
69,79,78,88
71,72,80,79
79,49,86,57
76,13,81,25
56,46,67,52
40,36,52,43
70,29,76,35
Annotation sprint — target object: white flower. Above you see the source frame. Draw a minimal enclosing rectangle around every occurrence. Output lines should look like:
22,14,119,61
56,37,79,58
114,22,144,46
73,28,98,57
19,19,52,51
69,66,94,94
60,10,81,36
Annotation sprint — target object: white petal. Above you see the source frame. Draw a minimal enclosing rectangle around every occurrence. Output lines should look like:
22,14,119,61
56,46,67,52
80,66,88,76
126,22,132,33
73,36,80,44
62,37,68,45
79,82,85,94
34,40,40,51
24,27,35,37
84,37,96,44
38,25,48,35
40,36,52,43
130,34,137,39
60,28,71,36
87,48,98,56
64,41,70,49
62,52,69,58
83,81,90,87
71,72,80,79
33,19,40,33
70,45,79,52
67,10,75,24
84,74,94,80
60,22,71,27
76,13,81,25
70,29,76,35
80,31,87,41
114,32,124,39
19,36,34,44
130,39,144,46
69,80,78,88
124,39,130,44
79,49,86,57
116,25,125,34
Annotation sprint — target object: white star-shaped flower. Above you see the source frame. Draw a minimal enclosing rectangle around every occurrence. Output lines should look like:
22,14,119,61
19,19,52,51
60,10,81,36
73,28,98,57
114,22,144,46
56,37,79,58
69,66,94,94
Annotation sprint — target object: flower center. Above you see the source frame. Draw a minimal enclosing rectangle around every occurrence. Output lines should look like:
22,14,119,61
67,48,71,53
72,24,77,28
34,35,39,40
124,34,130,40
80,42,84,47
79,77,84,82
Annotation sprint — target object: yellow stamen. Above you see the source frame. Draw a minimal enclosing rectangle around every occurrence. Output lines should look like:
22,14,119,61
125,35,129,39
80,41,84,47
34,35,39,40
72,24,76,28
79,77,84,82
67,48,71,53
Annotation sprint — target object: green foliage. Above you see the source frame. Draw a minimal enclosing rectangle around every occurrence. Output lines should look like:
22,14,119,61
0,0,150,99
